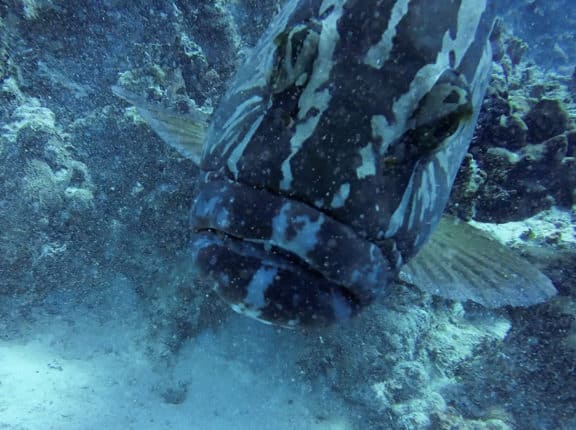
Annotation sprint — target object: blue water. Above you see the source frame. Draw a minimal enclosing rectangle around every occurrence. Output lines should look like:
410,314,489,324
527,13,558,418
0,1,574,430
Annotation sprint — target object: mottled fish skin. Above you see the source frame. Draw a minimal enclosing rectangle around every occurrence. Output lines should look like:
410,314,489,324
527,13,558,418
191,0,495,327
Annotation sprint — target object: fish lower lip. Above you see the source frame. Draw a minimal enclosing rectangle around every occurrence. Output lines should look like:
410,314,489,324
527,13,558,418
191,229,363,327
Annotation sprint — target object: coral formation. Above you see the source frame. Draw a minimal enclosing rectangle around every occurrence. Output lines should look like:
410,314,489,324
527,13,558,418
0,78,95,315
448,24,576,222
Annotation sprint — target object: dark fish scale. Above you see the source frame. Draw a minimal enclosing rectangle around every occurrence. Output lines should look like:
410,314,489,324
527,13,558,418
337,0,396,57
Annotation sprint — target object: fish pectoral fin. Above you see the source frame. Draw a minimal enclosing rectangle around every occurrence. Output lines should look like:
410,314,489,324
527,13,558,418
112,85,208,163
400,215,557,308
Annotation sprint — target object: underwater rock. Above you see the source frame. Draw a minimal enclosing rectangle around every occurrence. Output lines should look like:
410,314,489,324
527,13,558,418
0,78,100,322
2,95,56,143
466,133,569,220
452,26,576,222
492,114,529,149
491,20,528,68
454,299,576,430
505,36,528,67
296,284,513,430
181,2,241,87
109,1,252,115
524,99,570,143
20,140,94,216
430,409,513,430
1,80,93,206
175,33,218,107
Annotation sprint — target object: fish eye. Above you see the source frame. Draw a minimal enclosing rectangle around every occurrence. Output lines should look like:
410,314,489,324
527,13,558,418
408,69,474,154
271,22,320,94
405,104,472,156
426,107,469,140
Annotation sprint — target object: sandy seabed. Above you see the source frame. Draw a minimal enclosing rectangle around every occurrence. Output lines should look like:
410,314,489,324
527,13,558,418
0,299,351,430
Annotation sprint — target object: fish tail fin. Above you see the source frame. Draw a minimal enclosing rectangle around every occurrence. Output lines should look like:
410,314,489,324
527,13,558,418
112,85,208,163
401,216,557,308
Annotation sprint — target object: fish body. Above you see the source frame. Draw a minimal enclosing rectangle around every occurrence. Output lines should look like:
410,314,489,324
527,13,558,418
114,0,556,328
191,0,494,327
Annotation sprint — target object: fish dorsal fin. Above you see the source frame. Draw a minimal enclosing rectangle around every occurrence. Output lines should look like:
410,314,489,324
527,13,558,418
400,215,557,308
112,86,209,164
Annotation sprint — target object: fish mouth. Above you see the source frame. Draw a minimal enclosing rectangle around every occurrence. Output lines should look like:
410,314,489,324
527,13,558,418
190,172,392,328
191,230,364,328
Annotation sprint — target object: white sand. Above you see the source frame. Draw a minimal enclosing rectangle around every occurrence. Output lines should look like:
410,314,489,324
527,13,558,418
469,207,575,246
0,280,352,430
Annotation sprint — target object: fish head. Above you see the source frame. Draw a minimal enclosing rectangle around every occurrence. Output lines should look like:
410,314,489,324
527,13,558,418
191,0,495,327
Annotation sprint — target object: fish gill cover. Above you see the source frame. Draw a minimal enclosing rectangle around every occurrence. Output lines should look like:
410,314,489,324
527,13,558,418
0,1,575,430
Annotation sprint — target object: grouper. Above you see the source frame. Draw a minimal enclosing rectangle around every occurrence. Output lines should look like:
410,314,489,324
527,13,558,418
114,0,556,328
